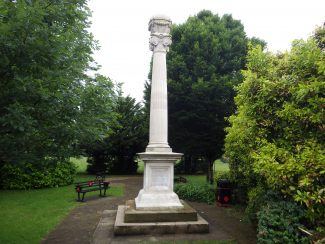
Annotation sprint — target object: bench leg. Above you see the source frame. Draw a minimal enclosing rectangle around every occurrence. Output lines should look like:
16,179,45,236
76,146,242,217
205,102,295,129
82,192,86,201
77,192,81,201
104,188,107,196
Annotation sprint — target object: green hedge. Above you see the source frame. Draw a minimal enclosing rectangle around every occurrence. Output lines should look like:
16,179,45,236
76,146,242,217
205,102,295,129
174,183,215,204
214,171,230,183
257,200,310,243
0,161,76,189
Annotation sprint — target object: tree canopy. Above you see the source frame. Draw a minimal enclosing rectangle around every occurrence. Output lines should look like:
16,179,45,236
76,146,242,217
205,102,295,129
0,0,116,188
150,10,259,182
86,93,147,174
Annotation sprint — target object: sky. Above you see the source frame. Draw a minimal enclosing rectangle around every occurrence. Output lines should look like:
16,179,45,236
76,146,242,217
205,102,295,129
88,0,324,103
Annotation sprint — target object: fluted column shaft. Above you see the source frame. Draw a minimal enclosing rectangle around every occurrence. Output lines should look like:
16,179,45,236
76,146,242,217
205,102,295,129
149,49,168,146
146,18,172,152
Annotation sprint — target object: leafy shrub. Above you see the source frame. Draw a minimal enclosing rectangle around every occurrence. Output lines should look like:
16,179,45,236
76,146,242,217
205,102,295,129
246,186,265,224
214,171,230,183
0,161,76,189
225,36,325,224
246,188,283,224
174,183,215,204
257,200,310,243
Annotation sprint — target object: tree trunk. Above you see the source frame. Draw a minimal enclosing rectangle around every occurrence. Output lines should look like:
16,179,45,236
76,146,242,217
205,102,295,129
184,154,191,174
206,159,214,184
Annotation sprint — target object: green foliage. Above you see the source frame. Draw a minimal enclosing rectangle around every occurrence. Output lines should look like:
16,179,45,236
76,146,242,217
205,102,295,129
257,201,310,243
313,23,325,51
183,175,210,185
143,10,259,182
0,0,116,181
0,161,76,189
70,157,88,173
174,183,215,204
246,188,282,224
225,33,325,224
214,171,231,183
86,94,147,174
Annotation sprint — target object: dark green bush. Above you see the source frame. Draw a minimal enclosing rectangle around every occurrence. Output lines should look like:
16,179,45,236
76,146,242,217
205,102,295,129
257,200,310,244
246,188,282,224
214,171,230,183
0,161,76,189
174,183,215,204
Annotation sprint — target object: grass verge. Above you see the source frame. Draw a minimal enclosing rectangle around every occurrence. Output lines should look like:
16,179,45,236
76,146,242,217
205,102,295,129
70,156,88,173
0,179,123,244
0,157,123,244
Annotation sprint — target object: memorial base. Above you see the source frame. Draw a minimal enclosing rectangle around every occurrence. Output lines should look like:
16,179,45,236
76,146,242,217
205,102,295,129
124,200,197,222
114,200,209,235
135,151,183,210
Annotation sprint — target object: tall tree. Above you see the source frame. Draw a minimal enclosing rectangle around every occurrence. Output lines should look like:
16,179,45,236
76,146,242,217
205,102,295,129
160,10,253,182
313,22,325,51
86,94,147,174
0,0,115,178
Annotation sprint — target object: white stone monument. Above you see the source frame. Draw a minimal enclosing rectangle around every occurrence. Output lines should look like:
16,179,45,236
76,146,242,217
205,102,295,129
135,15,183,210
114,16,209,234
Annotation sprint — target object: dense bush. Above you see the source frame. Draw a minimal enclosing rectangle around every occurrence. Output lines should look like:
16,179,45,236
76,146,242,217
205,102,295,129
225,35,325,224
246,188,284,224
0,161,76,190
257,200,310,243
214,171,231,183
174,183,215,204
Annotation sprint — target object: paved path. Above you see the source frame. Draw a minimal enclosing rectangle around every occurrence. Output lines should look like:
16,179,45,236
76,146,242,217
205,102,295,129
42,176,256,244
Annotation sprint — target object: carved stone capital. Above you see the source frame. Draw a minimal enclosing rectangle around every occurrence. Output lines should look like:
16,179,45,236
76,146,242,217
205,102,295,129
149,34,172,52
149,15,172,53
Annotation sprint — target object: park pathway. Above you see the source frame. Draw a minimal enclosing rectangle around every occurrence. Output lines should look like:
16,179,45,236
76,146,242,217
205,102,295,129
42,176,256,244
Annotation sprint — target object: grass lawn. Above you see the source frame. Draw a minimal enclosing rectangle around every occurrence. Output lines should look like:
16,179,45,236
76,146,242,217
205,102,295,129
214,159,230,172
0,158,123,244
176,159,230,186
70,156,88,173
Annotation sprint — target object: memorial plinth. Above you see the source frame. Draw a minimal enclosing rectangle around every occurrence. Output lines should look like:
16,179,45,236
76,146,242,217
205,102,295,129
114,15,209,235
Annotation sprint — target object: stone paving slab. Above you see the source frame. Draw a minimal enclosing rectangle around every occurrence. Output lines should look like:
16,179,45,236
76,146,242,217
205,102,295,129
92,210,116,244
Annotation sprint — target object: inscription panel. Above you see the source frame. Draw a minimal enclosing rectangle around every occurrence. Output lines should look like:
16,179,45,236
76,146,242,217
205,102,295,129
150,167,169,188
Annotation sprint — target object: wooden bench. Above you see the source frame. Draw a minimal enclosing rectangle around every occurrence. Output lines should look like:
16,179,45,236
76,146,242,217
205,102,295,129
75,175,110,202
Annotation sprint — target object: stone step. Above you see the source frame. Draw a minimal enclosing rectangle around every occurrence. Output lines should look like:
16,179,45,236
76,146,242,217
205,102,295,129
114,205,209,235
124,200,197,223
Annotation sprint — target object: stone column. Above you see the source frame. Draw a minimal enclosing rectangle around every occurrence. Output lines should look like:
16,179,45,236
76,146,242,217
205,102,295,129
146,15,172,153
135,15,183,210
